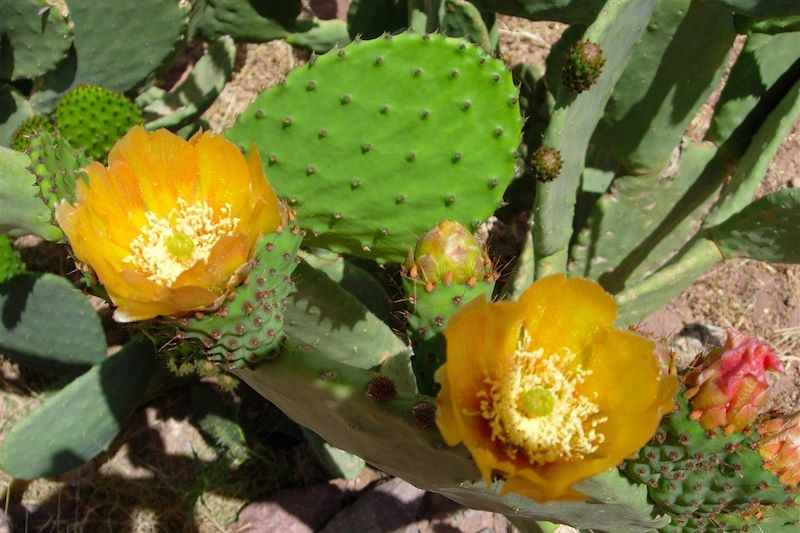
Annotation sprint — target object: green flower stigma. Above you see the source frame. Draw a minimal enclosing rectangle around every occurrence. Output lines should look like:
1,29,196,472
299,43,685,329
166,231,195,258
521,387,556,418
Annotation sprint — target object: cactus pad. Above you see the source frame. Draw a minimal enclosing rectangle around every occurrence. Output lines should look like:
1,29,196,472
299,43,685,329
10,116,55,152
0,337,155,479
55,85,143,162
625,394,795,531
177,226,303,368
228,32,521,262
0,0,72,81
26,130,89,209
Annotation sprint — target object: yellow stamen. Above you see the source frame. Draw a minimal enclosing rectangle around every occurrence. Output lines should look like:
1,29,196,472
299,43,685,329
124,199,239,286
478,329,606,464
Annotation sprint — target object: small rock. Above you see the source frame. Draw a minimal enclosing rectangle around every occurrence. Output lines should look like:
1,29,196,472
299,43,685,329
416,493,513,533
671,323,726,369
321,478,425,533
228,483,347,533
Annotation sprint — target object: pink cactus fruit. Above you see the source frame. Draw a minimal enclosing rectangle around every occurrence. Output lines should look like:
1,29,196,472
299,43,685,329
683,330,783,434
759,414,800,489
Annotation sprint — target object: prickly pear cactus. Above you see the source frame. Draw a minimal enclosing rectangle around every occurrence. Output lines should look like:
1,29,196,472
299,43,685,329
227,32,522,262
10,117,54,152
55,86,143,161
403,220,495,394
625,332,798,531
176,224,304,368
626,395,796,531
26,130,89,209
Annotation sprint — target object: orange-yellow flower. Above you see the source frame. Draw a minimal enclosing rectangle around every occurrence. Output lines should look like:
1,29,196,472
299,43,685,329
56,126,282,322
435,274,677,501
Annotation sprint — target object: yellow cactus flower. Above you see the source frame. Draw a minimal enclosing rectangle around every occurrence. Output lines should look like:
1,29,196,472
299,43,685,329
435,274,677,501
56,126,282,322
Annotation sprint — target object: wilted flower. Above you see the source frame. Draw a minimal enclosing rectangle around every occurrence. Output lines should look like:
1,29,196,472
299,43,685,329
435,274,676,501
684,330,783,434
56,126,282,321
759,414,800,489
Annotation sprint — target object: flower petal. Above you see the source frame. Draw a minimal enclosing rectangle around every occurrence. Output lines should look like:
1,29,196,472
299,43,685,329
581,327,661,414
518,274,616,360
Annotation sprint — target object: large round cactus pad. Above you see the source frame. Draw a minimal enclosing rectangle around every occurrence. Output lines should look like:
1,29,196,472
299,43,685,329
227,33,521,262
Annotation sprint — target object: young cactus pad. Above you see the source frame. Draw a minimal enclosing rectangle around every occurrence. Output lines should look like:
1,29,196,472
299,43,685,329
227,32,522,263
55,85,143,161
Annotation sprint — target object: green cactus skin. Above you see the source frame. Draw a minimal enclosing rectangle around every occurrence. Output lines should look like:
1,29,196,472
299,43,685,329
709,188,800,264
198,0,301,41
0,86,33,147
402,220,494,394
176,226,303,369
0,273,107,373
227,32,521,263
406,281,494,394
10,116,54,152
703,77,800,229
530,145,563,183
285,19,352,53
0,0,72,81
144,36,236,131
0,337,156,479
562,40,606,94
67,0,186,94
26,129,89,210
532,0,658,278
570,143,722,288
573,72,800,298
55,85,143,162
706,31,800,160
625,394,797,532
0,235,25,284
0,146,62,240
440,0,496,52
591,0,736,175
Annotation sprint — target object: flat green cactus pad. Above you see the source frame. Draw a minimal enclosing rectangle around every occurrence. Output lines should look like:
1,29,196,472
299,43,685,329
0,274,107,373
0,0,72,81
0,337,155,479
227,32,521,263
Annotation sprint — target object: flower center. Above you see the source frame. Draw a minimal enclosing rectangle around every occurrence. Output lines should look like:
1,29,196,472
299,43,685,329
478,329,606,465
124,199,239,287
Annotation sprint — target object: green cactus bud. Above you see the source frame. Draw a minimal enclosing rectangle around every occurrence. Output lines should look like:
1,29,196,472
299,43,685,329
10,117,55,152
562,40,605,94
55,85,143,162
405,220,487,289
530,145,563,183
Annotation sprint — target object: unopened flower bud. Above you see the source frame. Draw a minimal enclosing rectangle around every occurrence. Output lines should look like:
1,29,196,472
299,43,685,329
405,220,487,289
684,330,783,434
